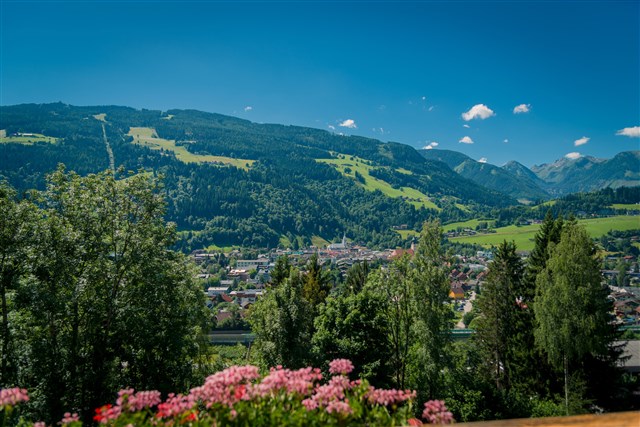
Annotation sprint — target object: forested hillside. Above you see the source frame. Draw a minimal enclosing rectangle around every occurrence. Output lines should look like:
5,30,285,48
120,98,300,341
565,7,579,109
0,103,509,250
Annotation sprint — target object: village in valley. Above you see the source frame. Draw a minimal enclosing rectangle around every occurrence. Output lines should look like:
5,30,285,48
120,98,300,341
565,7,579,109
193,234,640,336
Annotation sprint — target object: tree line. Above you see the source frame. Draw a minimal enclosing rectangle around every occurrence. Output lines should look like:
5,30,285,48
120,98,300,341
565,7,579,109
248,214,636,421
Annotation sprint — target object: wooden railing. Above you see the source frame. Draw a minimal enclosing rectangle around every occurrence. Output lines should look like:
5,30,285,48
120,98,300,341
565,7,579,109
458,411,639,426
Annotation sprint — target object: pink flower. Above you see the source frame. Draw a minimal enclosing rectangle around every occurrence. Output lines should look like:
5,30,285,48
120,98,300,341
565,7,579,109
422,400,454,425
325,400,353,416
117,388,162,411
34,423,47,427
156,393,196,419
0,387,29,406
59,412,80,425
249,366,322,398
301,398,318,410
365,387,416,406
328,359,354,375
189,365,260,408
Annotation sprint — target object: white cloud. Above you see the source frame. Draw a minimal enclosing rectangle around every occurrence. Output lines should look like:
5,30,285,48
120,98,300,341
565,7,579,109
565,152,582,159
421,96,426,101
372,127,386,135
459,136,474,144
616,126,640,138
339,119,357,129
423,141,439,150
463,124,470,128
574,136,590,146
328,125,336,131
428,106,435,112
503,138,509,143
462,104,495,121
244,106,253,112
513,104,531,114
478,157,488,163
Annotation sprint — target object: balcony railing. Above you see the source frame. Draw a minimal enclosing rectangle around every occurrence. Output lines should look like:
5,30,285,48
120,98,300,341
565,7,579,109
458,411,639,427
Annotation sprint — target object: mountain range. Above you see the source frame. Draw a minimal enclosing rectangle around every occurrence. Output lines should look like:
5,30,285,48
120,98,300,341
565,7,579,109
420,148,639,201
1,103,638,249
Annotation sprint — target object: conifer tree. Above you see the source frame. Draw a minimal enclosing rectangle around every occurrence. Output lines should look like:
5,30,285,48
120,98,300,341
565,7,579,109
270,255,291,287
534,222,617,415
302,253,331,308
409,220,453,401
474,240,524,391
517,211,564,395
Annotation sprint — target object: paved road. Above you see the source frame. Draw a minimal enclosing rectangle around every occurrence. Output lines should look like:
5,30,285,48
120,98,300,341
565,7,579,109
455,291,476,329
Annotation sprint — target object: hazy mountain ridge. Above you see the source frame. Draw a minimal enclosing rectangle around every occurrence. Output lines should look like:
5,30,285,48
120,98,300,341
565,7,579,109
421,148,639,200
419,149,549,201
531,151,640,195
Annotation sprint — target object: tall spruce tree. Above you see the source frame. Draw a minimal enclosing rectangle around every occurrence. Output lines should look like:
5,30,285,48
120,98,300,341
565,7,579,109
534,222,617,415
302,253,332,308
518,211,565,395
474,240,525,391
409,220,454,401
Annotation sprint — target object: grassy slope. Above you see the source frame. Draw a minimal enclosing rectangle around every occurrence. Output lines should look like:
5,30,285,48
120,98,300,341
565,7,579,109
396,219,496,239
611,203,640,210
317,154,440,210
128,127,254,170
0,133,58,144
450,215,640,251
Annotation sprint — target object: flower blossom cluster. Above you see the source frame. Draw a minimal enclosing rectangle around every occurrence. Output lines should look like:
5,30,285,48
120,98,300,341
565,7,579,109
301,373,358,415
1,359,454,426
365,386,417,406
249,366,322,397
0,387,29,406
190,365,260,408
328,358,354,375
60,412,80,425
155,393,196,419
422,399,454,425
93,403,123,424
116,388,162,412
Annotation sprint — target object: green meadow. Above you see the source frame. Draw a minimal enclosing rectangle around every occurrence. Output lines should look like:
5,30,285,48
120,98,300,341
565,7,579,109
611,203,640,211
450,215,640,251
128,127,254,170
317,154,440,210
0,132,58,145
443,219,496,232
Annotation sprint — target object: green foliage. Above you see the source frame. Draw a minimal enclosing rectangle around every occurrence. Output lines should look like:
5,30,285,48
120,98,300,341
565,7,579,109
312,285,391,385
0,169,210,423
302,254,332,308
474,240,525,391
408,220,454,401
0,183,40,386
249,269,314,369
0,103,514,252
534,221,619,414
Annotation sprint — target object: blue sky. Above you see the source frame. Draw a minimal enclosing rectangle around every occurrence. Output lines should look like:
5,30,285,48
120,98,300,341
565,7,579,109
1,0,638,166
